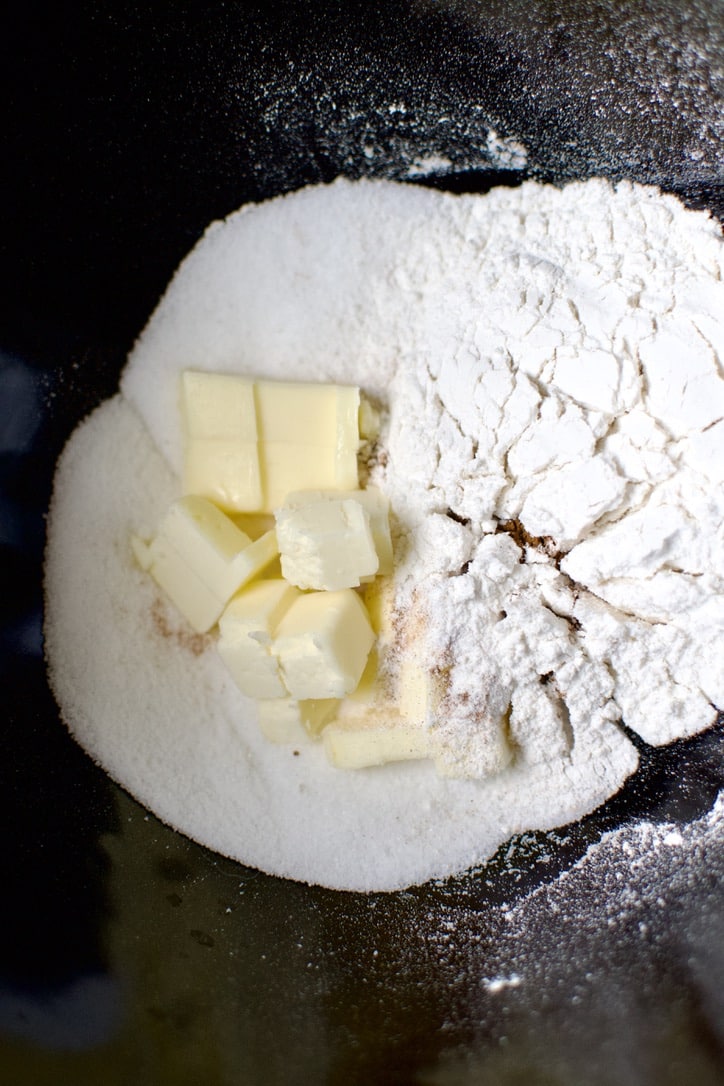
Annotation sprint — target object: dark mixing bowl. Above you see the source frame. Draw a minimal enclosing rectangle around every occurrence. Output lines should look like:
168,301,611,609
2,4,723,1083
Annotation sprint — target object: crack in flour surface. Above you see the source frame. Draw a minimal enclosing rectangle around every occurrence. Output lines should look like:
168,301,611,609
44,178,724,891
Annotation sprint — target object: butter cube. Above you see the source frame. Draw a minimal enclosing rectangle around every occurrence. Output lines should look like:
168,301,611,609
323,715,432,769
272,589,375,699
397,654,440,727
325,650,433,769
230,513,275,540
145,533,225,633
181,371,257,440
218,579,300,698
230,513,282,576
257,698,340,745
145,496,278,632
344,649,383,707
254,380,360,509
181,372,361,513
358,396,381,440
180,371,262,512
281,488,393,576
275,499,378,591
232,528,280,585
361,577,396,639
254,379,358,447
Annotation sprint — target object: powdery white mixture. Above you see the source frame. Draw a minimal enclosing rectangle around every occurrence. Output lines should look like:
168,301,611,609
45,177,724,891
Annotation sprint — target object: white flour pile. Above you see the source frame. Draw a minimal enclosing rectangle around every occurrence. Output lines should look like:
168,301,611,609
44,177,724,892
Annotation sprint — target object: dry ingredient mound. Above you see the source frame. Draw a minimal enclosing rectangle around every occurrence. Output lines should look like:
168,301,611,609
44,178,724,892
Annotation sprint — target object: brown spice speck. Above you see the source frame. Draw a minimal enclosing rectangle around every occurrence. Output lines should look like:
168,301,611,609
496,518,561,562
151,598,213,657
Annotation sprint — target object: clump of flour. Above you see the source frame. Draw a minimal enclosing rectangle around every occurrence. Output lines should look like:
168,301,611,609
45,177,724,891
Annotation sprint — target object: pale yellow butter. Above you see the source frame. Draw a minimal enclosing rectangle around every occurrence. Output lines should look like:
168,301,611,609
184,440,263,514
233,528,280,585
322,580,441,770
275,498,378,591
145,533,226,634
180,372,360,513
181,371,258,440
323,714,432,769
254,380,360,510
180,371,262,512
260,443,344,512
397,654,439,727
254,379,358,448
230,512,276,540
144,496,278,632
280,488,393,576
360,577,395,638
326,650,427,768
327,647,435,769
257,698,340,745
272,589,375,699
218,579,300,698
358,397,381,440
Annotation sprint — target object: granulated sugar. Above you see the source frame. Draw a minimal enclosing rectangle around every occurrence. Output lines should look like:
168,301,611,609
45,177,724,891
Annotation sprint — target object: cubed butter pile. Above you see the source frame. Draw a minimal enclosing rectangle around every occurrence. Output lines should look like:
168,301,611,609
180,371,359,513
132,371,432,770
132,496,278,632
